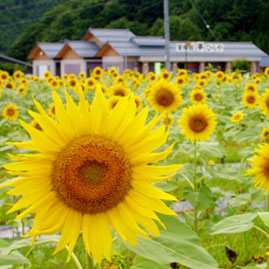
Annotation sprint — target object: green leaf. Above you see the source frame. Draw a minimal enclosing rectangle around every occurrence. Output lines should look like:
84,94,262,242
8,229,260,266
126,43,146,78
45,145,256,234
197,142,226,158
206,213,257,235
258,212,269,227
0,250,30,266
228,193,251,207
132,256,171,269
128,215,219,269
183,184,214,210
1,235,60,255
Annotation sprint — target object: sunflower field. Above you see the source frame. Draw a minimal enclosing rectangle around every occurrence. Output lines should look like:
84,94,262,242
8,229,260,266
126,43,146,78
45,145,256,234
1,66,269,269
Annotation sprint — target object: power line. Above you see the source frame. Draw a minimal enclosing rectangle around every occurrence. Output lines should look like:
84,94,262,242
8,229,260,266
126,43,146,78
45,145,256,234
0,0,117,28
188,0,218,41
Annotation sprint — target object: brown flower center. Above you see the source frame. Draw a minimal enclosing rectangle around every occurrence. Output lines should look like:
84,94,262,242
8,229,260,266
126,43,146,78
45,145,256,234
264,161,269,178
52,135,132,214
7,108,15,116
194,93,203,101
189,116,208,133
155,89,174,107
247,96,255,104
114,89,125,96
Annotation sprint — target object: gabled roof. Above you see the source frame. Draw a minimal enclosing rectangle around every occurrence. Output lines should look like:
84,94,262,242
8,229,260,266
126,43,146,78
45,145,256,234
82,28,135,44
56,41,100,59
28,42,64,59
131,36,165,47
0,54,32,67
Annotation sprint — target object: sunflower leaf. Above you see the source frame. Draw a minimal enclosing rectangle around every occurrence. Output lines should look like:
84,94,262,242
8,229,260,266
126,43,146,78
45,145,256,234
127,215,219,269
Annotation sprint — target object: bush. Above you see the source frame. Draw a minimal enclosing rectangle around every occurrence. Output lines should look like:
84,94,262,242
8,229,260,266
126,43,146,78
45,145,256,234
0,62,27,75
231,58,251,73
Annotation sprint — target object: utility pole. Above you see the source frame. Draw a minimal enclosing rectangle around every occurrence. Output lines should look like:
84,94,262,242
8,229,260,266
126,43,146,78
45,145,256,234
163,0,170,72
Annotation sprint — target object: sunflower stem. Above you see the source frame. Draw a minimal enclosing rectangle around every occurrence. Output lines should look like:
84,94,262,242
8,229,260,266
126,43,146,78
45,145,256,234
253,225,269,239
193,141,198,232
165,112,169,132
67,248,83,269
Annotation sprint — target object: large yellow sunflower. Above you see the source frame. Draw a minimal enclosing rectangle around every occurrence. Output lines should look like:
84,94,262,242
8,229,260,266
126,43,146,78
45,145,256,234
247,144,269,193
243,91,260,109
178,104,217,142
260,88,269,117
2,104,19,121
2,89,182,263
190,88,207,104
148,80,183,113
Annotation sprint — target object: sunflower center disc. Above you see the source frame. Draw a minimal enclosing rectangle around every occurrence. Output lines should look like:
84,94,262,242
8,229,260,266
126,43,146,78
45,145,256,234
264,162,269,178
7,109,15,116
194,94,202,101
190,117,208,132
114,89,125,96
155,89,174,106
247,96,255,104
52,135,132,214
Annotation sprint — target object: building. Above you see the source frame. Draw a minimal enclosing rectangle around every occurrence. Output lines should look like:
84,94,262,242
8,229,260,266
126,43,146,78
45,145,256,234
28,28,268,78
0,54,32,74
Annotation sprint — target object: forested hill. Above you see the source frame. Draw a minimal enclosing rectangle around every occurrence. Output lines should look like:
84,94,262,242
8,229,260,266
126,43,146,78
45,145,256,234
4,0,269,61
0,0,68,55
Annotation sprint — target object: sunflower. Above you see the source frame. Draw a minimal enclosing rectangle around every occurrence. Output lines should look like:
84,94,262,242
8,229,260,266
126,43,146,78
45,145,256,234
177,69,187,77
265,67,269,78
109,84,130,97
31,119,43,131
48,103,56,117
175,76,186,88
148,80,183,113
247,144,269,193
2,104,19,121
79,72,86,80
115,76,125,84
231,72,242,82
2,88,181,263
13,70,24,80
205,70,212,79
68,78,78,89
230,112,244,123
255,78,262,85
244,82,258,93
178,104,217,142
63,74,69,81
50,79,59,90
160,72,172,81
0,71,9,80
86,78,96,90
215,71,224,81
134,95,143,111
108,96,122,109
261,128,269,140
92,67,103,79
43,71,51,80
260,88,269,117
243,91,260,109
162,114,174,127
17,85,26,97
4,81,15,90
190,88,207,104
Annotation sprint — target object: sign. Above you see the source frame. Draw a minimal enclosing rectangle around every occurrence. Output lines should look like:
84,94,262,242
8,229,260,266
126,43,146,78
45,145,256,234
176,42,224,53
